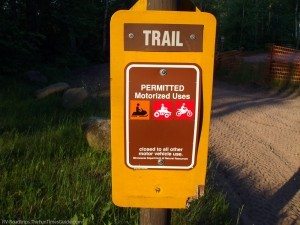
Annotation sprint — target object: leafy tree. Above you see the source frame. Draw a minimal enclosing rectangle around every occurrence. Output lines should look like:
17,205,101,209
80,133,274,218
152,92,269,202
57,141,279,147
0,0,297,76
195,0,298,51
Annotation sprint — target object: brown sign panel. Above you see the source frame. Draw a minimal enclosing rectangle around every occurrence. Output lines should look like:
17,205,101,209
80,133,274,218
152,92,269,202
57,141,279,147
126,64,201,169
124,24,203,52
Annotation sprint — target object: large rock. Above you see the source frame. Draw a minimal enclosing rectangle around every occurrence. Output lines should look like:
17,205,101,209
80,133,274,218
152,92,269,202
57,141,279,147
62,87,88,109
35,82,70,99
82,117,111,151
24,70,48,84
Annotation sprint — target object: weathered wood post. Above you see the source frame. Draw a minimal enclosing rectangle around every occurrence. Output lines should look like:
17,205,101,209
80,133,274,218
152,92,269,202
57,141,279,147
140,1,193,224
139,2,176,225
147,0,177,11
140,208,171,225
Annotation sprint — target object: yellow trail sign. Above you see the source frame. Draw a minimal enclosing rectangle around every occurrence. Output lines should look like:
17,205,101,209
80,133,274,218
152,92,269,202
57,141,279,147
110,0,216,208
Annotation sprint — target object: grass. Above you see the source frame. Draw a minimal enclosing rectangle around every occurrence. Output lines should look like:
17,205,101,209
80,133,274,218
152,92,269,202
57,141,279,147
172,175,232,225
0,72,232,225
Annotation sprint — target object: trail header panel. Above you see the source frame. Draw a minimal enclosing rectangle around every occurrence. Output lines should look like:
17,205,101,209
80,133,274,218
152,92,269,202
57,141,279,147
124,24,203,51
110,0,216,209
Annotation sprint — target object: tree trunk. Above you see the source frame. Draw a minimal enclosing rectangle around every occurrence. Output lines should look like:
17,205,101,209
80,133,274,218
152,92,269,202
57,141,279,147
147,0,195,11
102,0,109,56
239,0,245,48
9,0,17,21
140,208,171,225
147,0,177,10
26,0,38,32
177,0,195,11
69,27,77,53
139,0,195,224
268,3,272,35
296,0,299,49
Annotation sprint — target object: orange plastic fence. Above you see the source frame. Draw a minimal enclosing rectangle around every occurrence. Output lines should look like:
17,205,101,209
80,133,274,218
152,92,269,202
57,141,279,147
269,45,300,83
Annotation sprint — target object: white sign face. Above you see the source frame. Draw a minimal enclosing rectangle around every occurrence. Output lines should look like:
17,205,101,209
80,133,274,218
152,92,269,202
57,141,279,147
125,64,201,169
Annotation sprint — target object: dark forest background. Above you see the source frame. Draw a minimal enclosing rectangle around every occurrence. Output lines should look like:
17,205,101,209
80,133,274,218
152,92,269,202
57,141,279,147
0,0,299,76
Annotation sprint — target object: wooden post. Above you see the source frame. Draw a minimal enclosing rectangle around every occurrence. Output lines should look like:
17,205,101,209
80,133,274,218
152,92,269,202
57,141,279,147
139,1,175,224
147,0,177,10
140,208,171,225
147,0,195,11
140,1,194,225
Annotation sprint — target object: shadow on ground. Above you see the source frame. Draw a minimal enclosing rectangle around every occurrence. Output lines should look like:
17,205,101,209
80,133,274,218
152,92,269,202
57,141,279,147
210,153,300,225
212,81,299,119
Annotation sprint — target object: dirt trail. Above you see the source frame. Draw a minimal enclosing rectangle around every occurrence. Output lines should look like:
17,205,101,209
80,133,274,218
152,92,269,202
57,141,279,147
210,82,300,225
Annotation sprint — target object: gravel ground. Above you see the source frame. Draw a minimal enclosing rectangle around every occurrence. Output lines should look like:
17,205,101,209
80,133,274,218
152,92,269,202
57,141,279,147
210,82,300,225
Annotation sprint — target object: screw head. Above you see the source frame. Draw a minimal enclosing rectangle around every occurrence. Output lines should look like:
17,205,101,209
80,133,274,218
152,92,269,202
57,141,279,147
190,34,196,40
159,69,167,76
157,159,164,165
155,187,161,193
128,33,134,39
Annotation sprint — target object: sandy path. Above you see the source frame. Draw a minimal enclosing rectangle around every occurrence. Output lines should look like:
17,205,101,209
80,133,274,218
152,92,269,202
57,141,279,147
210,82,300,225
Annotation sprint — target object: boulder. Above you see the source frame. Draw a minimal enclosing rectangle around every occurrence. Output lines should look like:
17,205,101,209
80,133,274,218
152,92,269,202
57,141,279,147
36,82,70,99
62,87,88,109
24,70,48,84
82,117,111,151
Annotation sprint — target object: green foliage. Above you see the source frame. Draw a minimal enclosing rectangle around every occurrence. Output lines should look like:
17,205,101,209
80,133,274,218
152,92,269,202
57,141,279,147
1,0,298,76
0,18,44,75
0,0,124,76
172,188,232,225
172,160,233,225
195,0,298,51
